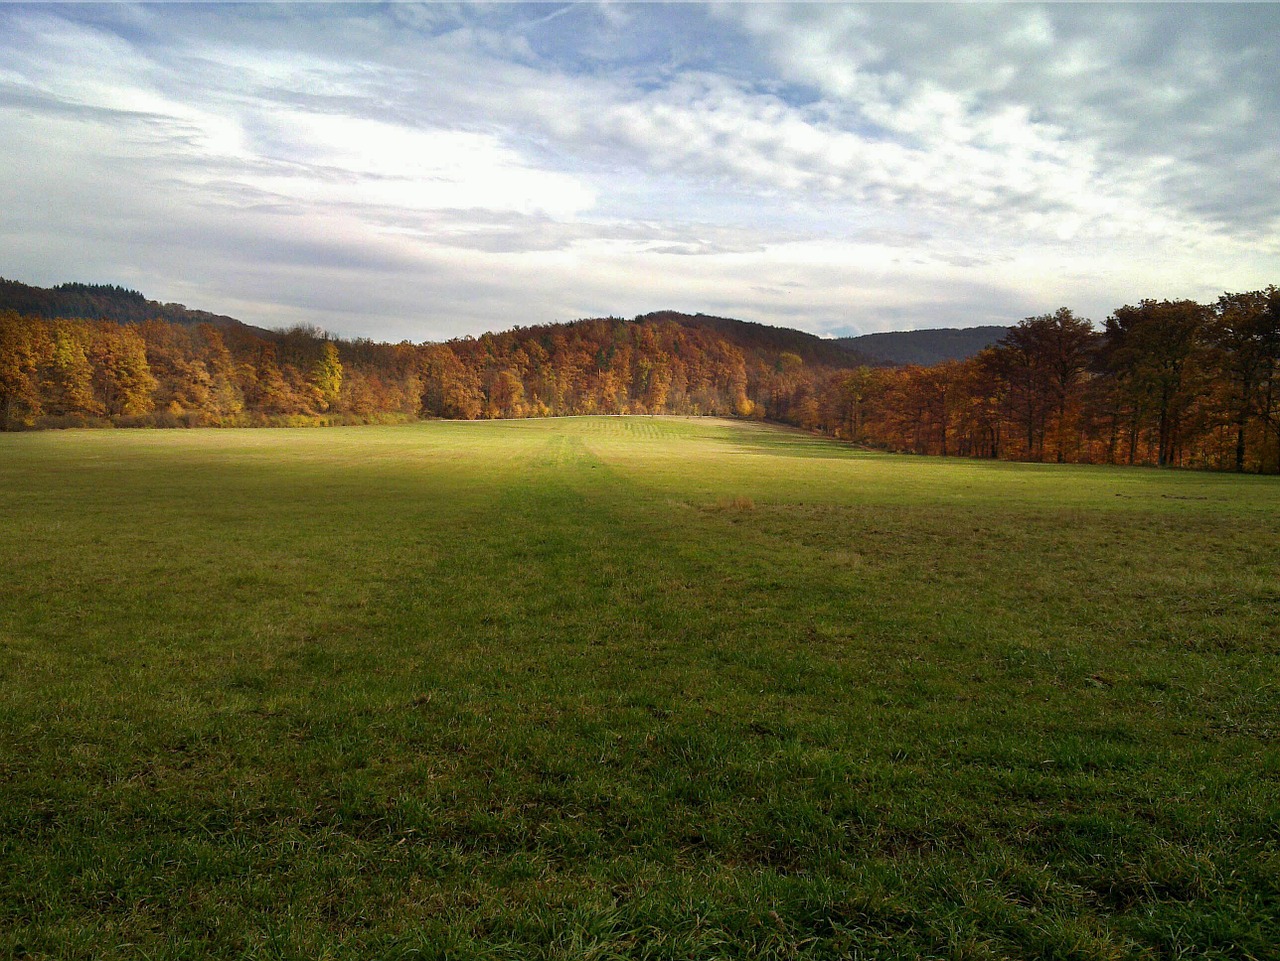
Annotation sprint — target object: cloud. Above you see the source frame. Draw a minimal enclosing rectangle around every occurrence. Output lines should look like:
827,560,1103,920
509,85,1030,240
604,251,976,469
0,3,1276,342
723,3,1280,241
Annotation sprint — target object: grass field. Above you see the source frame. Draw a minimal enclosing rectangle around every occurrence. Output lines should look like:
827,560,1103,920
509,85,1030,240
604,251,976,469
1,416,1277,960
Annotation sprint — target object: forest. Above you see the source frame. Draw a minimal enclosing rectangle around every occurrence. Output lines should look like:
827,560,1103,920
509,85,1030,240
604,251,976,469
1,281,1278,472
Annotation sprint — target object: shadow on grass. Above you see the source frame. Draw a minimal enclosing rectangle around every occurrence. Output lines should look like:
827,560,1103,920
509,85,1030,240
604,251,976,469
720,425,872,460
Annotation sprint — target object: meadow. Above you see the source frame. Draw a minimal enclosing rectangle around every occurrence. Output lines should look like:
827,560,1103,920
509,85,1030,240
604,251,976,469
1,416,1277,960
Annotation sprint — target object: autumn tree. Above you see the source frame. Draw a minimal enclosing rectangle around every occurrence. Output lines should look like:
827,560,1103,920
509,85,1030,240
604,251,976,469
997,325,1050,459
42,322,100,416
195,324,246,418
1206,288,1280,471
831,367,883,442
486,368,526,418
1038,308,1099,462
139,320,208,415
89,322,157,416
955,349,1009,458
338,367,378,416
0,312,52,428
420,343,483,419
914,362,961,456
1103,300,1209,467
996,309,1099,461
312,341,344,412
242,343,309,416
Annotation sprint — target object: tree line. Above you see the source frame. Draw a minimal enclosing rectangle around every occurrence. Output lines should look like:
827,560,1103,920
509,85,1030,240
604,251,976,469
0,312,837,431
820,291,1280,473
1,288,1277,472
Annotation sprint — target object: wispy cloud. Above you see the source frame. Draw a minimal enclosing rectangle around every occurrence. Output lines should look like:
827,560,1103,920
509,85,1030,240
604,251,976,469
1,3,1276,339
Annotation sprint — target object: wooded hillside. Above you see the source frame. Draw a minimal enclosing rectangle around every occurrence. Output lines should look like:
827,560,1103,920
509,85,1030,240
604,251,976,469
0,298,859,432
2,280,1277,471
0,278,271,337
838,326,1010,366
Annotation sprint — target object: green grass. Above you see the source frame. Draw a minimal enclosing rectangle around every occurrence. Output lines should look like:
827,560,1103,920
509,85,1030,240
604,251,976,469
1,417,1277,960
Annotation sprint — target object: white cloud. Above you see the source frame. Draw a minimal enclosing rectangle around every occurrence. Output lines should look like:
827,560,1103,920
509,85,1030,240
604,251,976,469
239,113,597,218
0,3,1276,341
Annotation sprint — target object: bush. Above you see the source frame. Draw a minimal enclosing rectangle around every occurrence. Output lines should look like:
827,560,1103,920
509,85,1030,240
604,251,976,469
33,413,113,430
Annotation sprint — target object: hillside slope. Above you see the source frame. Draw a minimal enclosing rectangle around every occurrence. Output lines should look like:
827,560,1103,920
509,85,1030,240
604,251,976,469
642,311,874,368
837,325,1009,366
1,288,870,428
0,278,273,338
1,280,880,367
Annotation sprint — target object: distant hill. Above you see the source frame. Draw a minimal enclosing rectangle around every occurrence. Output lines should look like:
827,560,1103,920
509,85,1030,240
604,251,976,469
641,311,875,369
836,326,1010,366
0,278,273,339
11,277,1001,372
2,281,881,367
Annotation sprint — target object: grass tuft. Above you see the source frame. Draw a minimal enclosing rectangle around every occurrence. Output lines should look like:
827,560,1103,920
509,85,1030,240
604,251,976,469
708,494,756,512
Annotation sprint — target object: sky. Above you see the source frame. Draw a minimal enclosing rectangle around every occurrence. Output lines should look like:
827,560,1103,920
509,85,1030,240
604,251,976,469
2,3,1278,342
